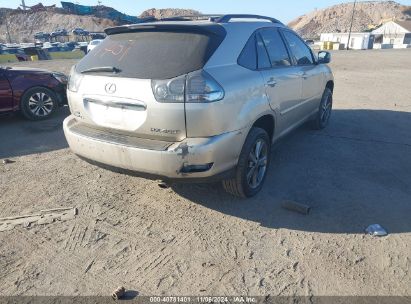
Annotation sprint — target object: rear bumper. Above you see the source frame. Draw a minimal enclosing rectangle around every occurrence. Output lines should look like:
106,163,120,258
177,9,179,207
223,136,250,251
63,115,247,180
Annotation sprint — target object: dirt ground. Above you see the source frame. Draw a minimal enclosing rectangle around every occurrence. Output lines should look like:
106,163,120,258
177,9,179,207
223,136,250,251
1,50,410,297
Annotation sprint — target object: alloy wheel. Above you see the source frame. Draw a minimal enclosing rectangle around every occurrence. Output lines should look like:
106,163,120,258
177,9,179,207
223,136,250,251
320,94,332,124
247,139,268,189
28,92,54,117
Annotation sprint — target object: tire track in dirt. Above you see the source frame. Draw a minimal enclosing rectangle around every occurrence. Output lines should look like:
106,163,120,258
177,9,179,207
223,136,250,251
133,233,193,290
14,228,116,290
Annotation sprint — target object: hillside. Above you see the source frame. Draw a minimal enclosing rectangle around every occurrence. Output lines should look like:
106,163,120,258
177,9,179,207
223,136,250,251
289,1,411,38
140,8,200,19
0,6,201,43
4,1,411,43
0,10,117,43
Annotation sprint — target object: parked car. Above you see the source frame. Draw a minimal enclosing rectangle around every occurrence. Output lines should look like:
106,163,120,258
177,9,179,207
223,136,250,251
42,46,60,53
35,32,51,40
0,47,25,55
34,32,45,39
63,14,334,197
77,41,89,54
51,29,68,38
21,47,51,60
65,41,78,51
72,28,87,36
87,39,103,53
0,47,31,61
0,66,67,120
90,33,105,40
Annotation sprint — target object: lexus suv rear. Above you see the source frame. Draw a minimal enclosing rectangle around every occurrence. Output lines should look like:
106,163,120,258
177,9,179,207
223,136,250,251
63,15,334,198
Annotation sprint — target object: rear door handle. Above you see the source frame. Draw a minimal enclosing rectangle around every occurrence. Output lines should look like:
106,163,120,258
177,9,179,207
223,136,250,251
266,78,277,87
302,72,309,79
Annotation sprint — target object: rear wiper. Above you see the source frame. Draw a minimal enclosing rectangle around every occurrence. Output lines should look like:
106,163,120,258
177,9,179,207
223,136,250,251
80,66,121,74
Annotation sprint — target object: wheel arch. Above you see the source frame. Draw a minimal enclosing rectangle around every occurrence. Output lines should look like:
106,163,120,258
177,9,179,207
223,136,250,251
251,114,275,142
326,80,334,93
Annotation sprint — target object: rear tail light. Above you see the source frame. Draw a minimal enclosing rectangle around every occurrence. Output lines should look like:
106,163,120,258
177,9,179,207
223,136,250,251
186,70,225,103
68,66,84,92
151,74,185,103
151,70,224,103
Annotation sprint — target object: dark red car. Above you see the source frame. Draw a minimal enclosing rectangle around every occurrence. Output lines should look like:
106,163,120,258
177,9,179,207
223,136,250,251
0,66,67,120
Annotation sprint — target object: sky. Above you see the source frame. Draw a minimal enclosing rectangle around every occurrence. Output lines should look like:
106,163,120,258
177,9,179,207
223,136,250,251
2,0,411,22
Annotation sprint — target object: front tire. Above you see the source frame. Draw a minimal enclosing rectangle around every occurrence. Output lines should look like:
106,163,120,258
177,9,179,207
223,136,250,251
20,87,58,121
312,88,333,130
223,127,271,198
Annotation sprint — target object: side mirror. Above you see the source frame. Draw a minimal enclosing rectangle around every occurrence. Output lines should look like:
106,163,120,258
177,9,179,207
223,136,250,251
318,51,331,64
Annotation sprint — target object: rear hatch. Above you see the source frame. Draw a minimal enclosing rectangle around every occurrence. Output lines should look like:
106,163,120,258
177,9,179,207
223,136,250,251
73,24,226,142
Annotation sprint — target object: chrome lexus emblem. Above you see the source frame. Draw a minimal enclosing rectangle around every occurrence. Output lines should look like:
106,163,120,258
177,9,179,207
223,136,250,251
105,83,116,94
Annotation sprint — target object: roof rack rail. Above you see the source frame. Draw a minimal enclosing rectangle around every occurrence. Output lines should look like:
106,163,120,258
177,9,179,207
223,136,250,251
133,14,223,24
138,16,157,23
160,14,224,22
134,14,283,25
212,14,283,24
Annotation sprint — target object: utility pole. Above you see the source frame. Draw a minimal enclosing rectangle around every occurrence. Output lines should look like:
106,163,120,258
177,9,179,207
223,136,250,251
21,0,28,10
346,0,357,50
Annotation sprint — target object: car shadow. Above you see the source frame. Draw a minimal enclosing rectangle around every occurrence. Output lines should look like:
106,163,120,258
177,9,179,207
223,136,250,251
0,106,70,159
172,109,411,234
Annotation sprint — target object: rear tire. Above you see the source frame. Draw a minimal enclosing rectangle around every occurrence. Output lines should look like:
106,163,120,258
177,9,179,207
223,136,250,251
20,87,58,121
312,88,333,130
223,127,271,198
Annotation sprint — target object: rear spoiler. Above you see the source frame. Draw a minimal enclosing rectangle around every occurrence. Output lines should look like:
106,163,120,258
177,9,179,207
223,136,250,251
105,14,283,36
104,23,226,37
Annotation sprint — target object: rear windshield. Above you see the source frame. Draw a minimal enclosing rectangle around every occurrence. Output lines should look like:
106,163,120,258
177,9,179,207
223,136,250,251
76,28,225,79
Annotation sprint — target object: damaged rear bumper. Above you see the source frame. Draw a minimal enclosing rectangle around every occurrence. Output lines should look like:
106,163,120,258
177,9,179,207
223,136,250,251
63,115,247,180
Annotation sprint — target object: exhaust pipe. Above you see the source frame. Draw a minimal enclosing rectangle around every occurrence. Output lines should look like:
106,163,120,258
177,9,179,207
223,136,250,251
158,181,170,189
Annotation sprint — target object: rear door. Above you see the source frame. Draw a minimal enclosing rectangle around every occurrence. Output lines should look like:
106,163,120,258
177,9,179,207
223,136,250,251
0,70,13,113
281,29,324,117
257,28,303,135
74,26,225,142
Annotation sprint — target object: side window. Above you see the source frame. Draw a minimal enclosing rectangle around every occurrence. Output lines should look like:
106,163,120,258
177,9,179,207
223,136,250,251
238,34,257,70
259,28,291,67
281,30,314,65
256,34,271,70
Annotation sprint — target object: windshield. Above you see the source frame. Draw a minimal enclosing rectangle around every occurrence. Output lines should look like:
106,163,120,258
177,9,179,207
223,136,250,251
76,28,225,79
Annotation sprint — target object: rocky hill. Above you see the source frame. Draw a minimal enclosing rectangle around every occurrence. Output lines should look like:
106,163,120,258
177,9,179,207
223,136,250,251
289,1,411,38
4,1,411,43
0,10,117,43
0,6,201,43
140,8,200,19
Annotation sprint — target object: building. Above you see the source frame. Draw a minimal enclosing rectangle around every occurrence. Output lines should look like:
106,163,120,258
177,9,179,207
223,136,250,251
372,21,411,46
320,32,375,50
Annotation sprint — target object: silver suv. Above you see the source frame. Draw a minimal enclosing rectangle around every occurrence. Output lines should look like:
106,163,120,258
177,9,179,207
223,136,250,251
63,14,334,198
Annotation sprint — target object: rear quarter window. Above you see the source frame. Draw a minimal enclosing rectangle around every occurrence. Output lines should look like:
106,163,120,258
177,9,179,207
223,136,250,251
237,32,273,71
238,34,257,70
76,28,225,79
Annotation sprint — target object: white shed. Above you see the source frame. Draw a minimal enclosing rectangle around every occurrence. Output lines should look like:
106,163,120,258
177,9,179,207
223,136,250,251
320,32,375,50
372,21,411,46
